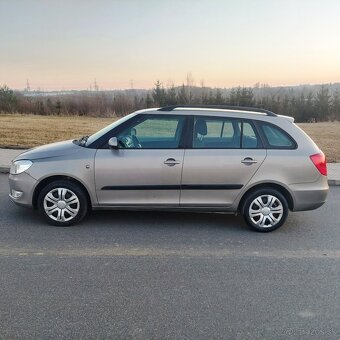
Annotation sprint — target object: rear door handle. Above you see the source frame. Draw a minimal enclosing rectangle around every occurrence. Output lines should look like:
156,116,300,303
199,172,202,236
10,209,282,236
164,158,181,166
241,157,257,165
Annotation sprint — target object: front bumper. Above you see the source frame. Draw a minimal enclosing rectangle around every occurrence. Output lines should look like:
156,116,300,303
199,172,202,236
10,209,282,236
8,172,37,208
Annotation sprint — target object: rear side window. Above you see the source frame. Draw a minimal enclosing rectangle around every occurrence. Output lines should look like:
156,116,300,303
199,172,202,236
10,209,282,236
260,123,296,149
193,117,241,148
242,122,259,149
192,117,260,149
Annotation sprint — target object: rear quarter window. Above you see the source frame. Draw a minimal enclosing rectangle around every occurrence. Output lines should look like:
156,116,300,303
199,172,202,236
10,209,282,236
260,123,296,149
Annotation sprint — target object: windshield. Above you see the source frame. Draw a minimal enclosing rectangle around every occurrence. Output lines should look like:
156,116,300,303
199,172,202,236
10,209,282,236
85,112,136,147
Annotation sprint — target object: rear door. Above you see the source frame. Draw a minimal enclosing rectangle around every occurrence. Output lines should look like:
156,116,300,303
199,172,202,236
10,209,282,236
180,116,266,207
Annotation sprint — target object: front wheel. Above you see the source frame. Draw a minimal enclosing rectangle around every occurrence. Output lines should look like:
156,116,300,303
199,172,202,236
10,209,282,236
242,188,289,232
38,180,88,226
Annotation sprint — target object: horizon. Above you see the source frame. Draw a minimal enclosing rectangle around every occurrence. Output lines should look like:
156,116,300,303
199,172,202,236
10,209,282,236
9,80,340,93
1,0,340,90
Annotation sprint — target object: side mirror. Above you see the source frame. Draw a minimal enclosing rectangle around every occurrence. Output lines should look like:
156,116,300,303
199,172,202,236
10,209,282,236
108,137,118,149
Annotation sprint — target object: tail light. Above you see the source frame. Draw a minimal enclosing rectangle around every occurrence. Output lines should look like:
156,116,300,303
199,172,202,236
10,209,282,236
310,152,327,176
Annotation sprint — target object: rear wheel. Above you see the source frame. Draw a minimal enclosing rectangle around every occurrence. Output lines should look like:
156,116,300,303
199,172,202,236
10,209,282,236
242,188,288,232
38,180,88,226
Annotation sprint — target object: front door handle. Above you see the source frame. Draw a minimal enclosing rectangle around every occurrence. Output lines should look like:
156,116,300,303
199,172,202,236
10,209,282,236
241,157,257,165
164,158,181,166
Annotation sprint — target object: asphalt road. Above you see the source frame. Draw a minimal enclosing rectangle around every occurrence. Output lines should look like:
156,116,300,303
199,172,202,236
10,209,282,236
0,174,339,339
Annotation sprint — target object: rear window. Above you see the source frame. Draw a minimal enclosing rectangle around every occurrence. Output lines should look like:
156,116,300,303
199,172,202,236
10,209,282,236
260,123,296,149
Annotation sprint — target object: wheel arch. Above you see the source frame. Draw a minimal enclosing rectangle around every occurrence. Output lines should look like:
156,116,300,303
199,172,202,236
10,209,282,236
32,175,92,209
238,182,294,214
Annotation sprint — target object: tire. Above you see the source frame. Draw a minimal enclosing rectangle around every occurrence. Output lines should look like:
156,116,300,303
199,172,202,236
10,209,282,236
38,180,88,226
242,188,288,232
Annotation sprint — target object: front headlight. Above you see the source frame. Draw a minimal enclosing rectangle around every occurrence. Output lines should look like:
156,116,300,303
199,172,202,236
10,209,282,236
10,160,33,175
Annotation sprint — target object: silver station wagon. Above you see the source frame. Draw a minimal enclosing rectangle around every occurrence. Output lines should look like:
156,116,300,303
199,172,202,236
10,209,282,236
9,105,329,232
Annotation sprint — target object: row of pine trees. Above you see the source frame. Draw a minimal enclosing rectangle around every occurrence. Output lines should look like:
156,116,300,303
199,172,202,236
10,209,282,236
1,82,340,122
150,81,340,122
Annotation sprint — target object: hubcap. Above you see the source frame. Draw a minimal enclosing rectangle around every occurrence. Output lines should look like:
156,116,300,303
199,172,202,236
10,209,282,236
43,188,80,222
57,200,67,209
249,195,283,228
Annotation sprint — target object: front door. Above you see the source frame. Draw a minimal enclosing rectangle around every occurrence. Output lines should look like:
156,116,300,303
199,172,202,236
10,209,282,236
95,114,186,206
180,116,267,207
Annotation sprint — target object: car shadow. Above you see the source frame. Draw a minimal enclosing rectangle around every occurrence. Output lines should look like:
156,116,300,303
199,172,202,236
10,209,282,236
83,209,249,232
3,198,250,233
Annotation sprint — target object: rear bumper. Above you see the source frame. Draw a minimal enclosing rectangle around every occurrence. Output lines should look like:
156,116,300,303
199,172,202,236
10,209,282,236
8,172,37,208
290,177,329,211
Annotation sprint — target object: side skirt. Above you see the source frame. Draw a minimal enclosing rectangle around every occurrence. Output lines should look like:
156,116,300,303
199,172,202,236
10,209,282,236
92,204,236,213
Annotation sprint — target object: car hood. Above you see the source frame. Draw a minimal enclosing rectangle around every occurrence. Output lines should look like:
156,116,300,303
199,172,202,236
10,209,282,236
15,140,83,161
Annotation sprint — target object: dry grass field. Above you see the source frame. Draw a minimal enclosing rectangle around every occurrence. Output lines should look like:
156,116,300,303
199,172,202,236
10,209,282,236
0,114,339,162
0,114,116,149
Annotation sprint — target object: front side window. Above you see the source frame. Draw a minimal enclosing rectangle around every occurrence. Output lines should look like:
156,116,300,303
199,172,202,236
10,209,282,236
260,123,295,148
117,115,185,149
192,117,260,149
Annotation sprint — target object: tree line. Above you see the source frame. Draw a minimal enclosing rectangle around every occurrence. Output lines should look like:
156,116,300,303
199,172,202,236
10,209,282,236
1,82,340,122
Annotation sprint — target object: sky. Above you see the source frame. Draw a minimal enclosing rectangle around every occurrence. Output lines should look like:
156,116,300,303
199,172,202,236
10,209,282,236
1,0,340,90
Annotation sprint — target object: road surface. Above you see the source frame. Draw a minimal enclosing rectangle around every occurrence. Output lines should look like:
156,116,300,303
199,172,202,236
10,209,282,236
0,174,339,339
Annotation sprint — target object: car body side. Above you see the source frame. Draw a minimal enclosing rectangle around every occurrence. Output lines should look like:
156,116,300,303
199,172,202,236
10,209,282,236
8,109,329,213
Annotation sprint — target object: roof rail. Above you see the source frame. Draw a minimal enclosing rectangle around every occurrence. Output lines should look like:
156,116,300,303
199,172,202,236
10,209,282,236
158,105,277,117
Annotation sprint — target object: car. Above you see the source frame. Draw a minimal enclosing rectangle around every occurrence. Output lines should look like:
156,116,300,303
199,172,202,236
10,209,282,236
8,105,329,232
